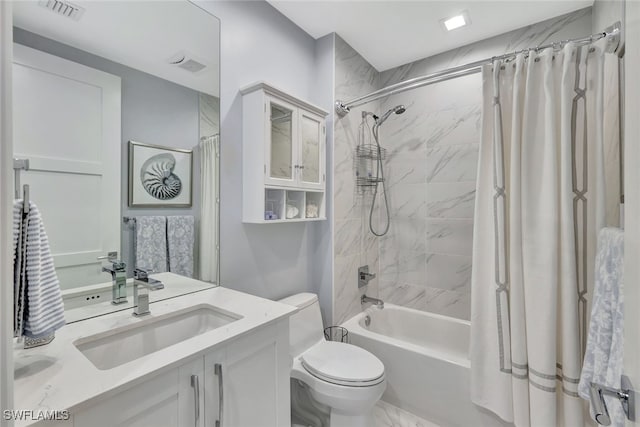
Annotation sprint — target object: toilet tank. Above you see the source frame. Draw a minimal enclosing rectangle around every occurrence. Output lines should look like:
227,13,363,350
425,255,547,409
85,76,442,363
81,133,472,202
278,293,324,357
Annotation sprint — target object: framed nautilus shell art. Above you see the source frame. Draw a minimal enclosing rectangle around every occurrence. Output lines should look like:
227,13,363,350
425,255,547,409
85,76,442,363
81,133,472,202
128,141,193,207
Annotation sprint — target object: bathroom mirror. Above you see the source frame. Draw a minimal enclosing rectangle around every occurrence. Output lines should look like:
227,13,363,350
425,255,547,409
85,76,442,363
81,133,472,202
11,0,220,322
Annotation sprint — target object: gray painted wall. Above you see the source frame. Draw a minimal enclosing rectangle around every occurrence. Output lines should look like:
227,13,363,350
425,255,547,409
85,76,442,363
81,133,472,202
196,1,334,322
13,27,213,278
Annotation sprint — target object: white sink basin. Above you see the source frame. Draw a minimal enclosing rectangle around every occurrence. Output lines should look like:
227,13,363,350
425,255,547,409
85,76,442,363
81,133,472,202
74,304,242,370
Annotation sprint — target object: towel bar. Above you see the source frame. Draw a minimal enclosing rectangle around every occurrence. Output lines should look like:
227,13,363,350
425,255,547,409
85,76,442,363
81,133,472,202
123,216,137,225
590,376,635,425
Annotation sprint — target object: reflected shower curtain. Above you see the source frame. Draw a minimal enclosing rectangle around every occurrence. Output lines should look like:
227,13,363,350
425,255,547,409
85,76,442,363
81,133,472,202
470,39,612,427
199,134,219,282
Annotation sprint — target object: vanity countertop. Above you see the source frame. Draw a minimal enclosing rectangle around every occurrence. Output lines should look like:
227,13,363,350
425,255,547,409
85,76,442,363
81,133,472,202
13,274,297,427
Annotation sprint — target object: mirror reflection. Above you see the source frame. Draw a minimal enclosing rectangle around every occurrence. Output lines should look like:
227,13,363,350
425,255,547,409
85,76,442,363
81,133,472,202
11,1,220,322
269,102,294,180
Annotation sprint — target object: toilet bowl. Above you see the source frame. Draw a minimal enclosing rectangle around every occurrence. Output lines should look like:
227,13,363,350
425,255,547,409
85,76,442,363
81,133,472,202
279,293,386,427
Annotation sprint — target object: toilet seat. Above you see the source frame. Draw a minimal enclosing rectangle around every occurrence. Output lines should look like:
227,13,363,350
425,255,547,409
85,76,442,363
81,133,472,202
300,341,385,387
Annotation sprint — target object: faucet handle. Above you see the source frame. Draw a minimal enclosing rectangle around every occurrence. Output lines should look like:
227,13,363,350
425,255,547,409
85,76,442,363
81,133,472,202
98,252,126,270
134,268,153,280
97,251,118,262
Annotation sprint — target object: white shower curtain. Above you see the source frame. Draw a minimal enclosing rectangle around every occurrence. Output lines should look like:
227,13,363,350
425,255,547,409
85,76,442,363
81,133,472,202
199,134,219,283
470,39,611,427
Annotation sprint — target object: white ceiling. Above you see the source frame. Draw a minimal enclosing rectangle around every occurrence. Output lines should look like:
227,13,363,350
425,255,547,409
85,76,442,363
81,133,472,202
267,0,594,71
12,1,220,96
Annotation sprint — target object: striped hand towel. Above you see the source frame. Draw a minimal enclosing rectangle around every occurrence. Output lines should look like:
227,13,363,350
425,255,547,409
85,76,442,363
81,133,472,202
167,216,195,278
135,216,168,273
13,200,66,339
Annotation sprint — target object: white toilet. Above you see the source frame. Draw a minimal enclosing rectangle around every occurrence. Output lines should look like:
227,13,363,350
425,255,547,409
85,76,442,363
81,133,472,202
279,293,386,427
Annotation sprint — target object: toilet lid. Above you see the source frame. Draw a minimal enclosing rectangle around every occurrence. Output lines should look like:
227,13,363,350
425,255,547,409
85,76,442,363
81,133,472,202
300,341,384,386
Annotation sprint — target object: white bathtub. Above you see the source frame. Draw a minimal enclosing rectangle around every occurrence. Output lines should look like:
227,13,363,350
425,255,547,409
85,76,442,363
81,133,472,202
342,304,509,427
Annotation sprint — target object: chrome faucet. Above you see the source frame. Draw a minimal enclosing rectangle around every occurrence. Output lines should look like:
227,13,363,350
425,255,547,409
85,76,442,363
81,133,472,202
361,294,384,309
132,268,164,317
98,252,128,305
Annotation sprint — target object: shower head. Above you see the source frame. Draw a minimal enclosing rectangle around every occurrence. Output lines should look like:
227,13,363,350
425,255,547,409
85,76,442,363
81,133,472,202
375,105,406,127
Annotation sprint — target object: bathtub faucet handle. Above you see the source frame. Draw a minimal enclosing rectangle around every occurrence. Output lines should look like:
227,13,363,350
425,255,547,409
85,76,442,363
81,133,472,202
358,265,376,288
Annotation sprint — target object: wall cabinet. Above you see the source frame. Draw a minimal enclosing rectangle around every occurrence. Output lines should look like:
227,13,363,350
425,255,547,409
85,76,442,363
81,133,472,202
241,82,328,223
73,321,290,427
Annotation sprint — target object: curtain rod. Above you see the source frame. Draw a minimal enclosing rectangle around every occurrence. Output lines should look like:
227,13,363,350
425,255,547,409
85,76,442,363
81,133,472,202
335,22,622,115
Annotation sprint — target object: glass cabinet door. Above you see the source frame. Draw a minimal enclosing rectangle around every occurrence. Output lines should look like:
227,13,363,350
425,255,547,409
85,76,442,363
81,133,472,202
267,98,296,186
299,111,324,189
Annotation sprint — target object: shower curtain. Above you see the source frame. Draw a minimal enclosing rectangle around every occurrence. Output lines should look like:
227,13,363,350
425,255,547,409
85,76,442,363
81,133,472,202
470,39,614,427
199,134,219,282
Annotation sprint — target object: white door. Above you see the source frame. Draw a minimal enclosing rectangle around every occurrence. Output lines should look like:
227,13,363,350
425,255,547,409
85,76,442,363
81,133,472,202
12,44,121,290
625,0,640,424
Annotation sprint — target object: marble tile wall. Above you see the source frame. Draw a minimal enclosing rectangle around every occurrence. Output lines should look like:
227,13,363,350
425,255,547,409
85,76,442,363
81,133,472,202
377,75,480,319
333,8,595,323
333,35,382,324
376,8,593,320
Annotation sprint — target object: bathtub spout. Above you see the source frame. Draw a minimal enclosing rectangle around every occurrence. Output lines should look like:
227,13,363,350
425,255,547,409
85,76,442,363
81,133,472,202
361,294,384,308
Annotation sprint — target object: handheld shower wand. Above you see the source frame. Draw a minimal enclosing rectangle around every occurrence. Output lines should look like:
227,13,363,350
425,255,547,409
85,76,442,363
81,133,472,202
367,105,406,237
374,105,406,128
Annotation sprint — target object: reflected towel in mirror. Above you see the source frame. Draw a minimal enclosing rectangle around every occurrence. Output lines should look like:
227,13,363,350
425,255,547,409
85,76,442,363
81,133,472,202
167,215,194,278
135,216,168,273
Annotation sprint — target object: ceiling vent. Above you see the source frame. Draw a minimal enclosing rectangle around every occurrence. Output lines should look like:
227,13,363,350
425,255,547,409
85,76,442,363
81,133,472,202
168,51,207,73
38,0,85,21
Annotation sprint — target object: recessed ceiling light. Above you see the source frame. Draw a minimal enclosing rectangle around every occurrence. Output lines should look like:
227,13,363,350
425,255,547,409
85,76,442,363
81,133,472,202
441,11,470,32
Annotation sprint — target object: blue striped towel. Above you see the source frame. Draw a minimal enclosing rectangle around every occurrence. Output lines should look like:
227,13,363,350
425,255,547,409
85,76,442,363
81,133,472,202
13,200,65,339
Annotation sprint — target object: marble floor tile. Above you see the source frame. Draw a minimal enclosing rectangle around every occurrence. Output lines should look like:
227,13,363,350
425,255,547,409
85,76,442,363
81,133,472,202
374,400,439,427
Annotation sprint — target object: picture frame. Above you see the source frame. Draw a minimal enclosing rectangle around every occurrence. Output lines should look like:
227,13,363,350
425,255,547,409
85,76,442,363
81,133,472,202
128,141,193,207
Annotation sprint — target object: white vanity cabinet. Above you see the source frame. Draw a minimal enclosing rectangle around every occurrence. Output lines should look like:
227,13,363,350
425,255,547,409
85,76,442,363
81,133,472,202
204,322,290,427
72,321,290,427
72,367,185,427
241,82,328,223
